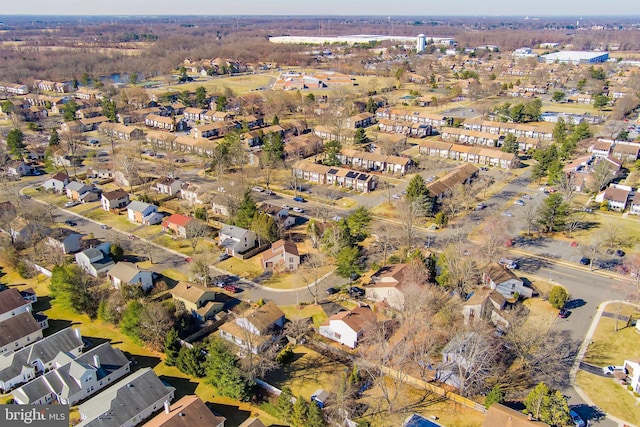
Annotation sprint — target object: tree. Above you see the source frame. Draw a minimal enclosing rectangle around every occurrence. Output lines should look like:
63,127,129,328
553,117,567,145
335,245,362,280
434,211,448,227
1,100,14,114
306,401,325,427
353,127,368,146
346,207,371,243
276,387,294,422
206,337,250,400
6,128,25,157
485,384,505,409
164,328,181,366
263,132,284,164
524,383,571,426
436,243,478,298
110,244,124,261
101,98,117,122
215,95,227,111
48,128,60,146
323,140,342,166
501,133,519,154
548,286,569,309
185,219,208,253
536,193,569,233
120,300,143,342
234,190,257,229
594,94,610,110
552,91,565,102
177,344,206,377
590,159,615,192
250,212,279,246
62,99,79,122
195,86,207,108
291,396,309,427
49,265,96,317
397,199,424,251
129,71,138,86
138,301,173,350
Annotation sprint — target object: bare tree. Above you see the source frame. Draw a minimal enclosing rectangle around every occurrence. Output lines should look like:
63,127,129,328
603,222,622,249
138,301,174,351
437,242,479,297
397,199,423,251
580,234,604,271
60,130,82,178
564,210,584,238
522,203,538,236
185,219,208,253
299,251,325,305
591,160,615,192
191,254,212,286
480,217,508,263
372,222,397,265
623,253,640,302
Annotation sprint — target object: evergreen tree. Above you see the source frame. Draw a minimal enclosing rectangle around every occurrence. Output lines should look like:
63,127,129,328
346,206,372,243
206,338,249,400
120,300,143,342
524,382,570,426
7,128,25,157
571,121,592,142
501,133,519,154
365,97,376,114
306,401,325,427
484,384,505,409
164,328,181,366
49,128,60,146
323,140,342,166
354,127,368,146
49,265,95,317
553,117,567,144
101,98,117,122
335,245,363,280
405,174,434,213
195,86,208,108
536,193,569,233
177,344,206,377
215,95,227,111
275,387,294,422
272,115,280,125
250,212,279,245
263,132,284,164
290,396,308,427
62,99,79,122
234,190,257,229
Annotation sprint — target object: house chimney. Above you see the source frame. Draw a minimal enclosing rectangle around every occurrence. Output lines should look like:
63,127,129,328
164,400,171,414
93,355,101,369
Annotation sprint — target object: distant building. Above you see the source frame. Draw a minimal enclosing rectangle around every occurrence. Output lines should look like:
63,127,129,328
541,51,609,64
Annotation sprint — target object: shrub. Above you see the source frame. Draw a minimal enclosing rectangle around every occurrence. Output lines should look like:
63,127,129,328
276,345,295,364
634,392,639,398
628,385,633,391
548,286,569,309
259,401,280,418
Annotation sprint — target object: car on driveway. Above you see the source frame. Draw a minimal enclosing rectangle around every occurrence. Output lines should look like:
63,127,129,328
499,258,518,269
217,253,230,262
224,284,240,293
602,365,625,375
349,286,365,298
252,186,265,192
64,201,79,208
326,287,339,295
293,196,305,202
475,203,486,210
569,410,585,427
522,194,531,199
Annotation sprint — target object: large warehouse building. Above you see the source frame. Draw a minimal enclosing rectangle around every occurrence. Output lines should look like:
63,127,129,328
541,51,609,64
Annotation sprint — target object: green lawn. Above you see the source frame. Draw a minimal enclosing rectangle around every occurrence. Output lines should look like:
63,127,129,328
218,256,264,280
576,371,640,426
279,304,328,328
583,313,640,366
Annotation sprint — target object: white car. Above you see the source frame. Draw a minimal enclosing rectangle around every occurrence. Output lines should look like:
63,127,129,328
293,207,304,213
64,201,79,208
569,410,585,427
501,211,513,217
252,186,264,192
282,204,291,210
602,365,625,375
499,258,518,269
514,199,525,206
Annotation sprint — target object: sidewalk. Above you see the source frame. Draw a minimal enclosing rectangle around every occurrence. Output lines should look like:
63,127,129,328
570,300,640,427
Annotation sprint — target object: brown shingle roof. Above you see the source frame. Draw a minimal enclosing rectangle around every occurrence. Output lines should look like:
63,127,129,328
142,395,225,427
485,262,520,285
482,403,549,427
0,288,30,315
241,301,284,332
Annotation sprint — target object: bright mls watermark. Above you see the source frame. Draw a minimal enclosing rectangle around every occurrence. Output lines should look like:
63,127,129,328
1,405,68,427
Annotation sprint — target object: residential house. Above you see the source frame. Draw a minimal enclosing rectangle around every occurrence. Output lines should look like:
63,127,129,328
426,164,479,200
66,181,99,202
162,214,194,239
75,243,115,277
346,112,375,129
0,312,44,355
98,122,144,141
595,184,632,211
261,240,300,272
238,418,266,427
292,162,378,193
76,367,176,427
417,140,518,169
366,264,420,310
145,114,184,132
624,360,640,394
42,172,69,193
482,403,549,427
170,282,224,321
183,108,207,122
142,395,226,427
101,189,130,211
80,116,110,132
461,289,508,327
179,183,211,206
612,142,640,162
211,195,229,217
0,327,84,393
46,228,83,254
6,161,33,177
630,192,640,215
590,140,613,158
319,305,376,348
8,217,51,246
219,301,285,353
156,176,182,196
107,262,154,292
218,224,257,256
337,149,414,175
12,342,131,406
482,262,532,299
127,201,163,225
284,133,324,159
0,288,32,323
259,204,296,229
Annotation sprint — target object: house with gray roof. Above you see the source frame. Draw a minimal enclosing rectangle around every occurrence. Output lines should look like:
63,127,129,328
0,327,83,392
127,201,163,225
218,224,257,256
77,367,175,427
76,243,115,277
0,311,44,355
482,262,532,299
47,228,83,254
66,181,99,202
107,262,154,292
12,342,131,405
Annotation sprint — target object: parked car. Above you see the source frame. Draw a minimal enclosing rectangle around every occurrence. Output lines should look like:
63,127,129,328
558,308,570,318
475,203,486,210
522,194,531,199
326,287,339,295
499,258,518,269
252,186,264,192
349,286,365,298
514,199,525,206
293,207,304,213
569,410,585,427
281,204,291,210
64,219,77,227
64,201,79,208
100,224,109,230
501,211,513,217
293,196,305,202
602,365,625,375
264,190,275,195
224,284,240,293
579,257,590,266
615,249,625,257
217,253,231,262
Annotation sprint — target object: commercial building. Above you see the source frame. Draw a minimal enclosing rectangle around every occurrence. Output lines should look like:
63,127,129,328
541,51,609,64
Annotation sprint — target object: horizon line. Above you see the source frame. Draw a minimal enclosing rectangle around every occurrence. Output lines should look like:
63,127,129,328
1,14,639,18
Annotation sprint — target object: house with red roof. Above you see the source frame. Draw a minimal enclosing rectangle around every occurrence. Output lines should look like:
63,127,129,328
162,214,194,238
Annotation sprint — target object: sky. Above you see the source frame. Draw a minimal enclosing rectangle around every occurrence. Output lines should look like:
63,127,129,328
1,0,639,17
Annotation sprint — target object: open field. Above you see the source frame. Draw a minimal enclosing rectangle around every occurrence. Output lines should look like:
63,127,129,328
149,73,278,96
583,309,640,366
576,371,640,426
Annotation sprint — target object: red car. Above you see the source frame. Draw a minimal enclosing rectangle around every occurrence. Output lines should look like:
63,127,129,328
224,284,239,293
